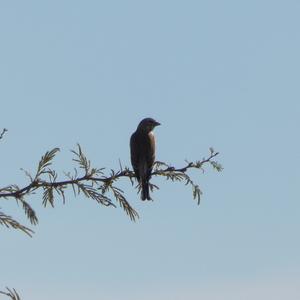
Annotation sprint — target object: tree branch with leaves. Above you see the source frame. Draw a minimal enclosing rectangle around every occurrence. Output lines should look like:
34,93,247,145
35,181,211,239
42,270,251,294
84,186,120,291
0,128,222,299
0,144,222,236
0,288,21,300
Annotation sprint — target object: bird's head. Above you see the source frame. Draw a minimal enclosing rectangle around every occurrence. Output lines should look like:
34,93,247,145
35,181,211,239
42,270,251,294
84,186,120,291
137,118,161,133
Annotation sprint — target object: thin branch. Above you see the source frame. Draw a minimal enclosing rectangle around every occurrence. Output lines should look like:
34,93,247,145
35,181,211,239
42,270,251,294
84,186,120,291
0,211,34,237
0,153,219,199
0,128,7,140
152,150,221,175
0,288,21,300
0,145,222,235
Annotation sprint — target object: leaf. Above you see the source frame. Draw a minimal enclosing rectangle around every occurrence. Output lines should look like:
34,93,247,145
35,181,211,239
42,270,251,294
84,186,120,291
42,186,54,208
210,160,223,172
192,184,203,205
14,197,38,225
110,186,139,221
0,287,21,300
0,211,34,237
71,144,91,175
76,183,115,207
21,200,38,225
36,148,60,178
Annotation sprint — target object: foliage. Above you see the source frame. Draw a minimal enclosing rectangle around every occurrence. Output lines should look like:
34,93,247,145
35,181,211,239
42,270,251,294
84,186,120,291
0,288,21,300
0,128,222,299
0,144,222,237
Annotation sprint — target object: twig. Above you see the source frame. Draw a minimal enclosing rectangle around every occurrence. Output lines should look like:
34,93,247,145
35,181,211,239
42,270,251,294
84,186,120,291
0,128,7,140
0,287,21,300
0,145,222,234
153,151,220,175
0,153,220,199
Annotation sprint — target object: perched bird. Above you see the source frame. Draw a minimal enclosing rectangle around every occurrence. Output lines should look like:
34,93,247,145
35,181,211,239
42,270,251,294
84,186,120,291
130,118,161,200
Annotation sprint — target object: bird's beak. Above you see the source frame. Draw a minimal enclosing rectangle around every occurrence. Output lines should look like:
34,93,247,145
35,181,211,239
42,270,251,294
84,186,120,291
155,121,161,126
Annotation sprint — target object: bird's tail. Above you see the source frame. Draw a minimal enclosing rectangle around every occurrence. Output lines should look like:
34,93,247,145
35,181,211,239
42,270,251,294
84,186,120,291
141,180,151,200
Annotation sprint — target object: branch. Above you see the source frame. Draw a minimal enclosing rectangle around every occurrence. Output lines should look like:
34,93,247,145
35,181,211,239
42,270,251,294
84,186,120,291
0,144,222,235
152,147,222,204
0,288,21,300
153,148,221,175
0,128,7,140
0,211,34,237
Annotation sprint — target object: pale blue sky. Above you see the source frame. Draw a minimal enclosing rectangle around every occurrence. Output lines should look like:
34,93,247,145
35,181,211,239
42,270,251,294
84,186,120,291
0,1,299,299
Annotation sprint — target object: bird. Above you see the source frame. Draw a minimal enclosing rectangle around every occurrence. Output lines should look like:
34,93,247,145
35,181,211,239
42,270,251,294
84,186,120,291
130,118,161,200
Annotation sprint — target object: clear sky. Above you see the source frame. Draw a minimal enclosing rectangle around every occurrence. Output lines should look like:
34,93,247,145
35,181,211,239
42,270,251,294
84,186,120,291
0,1,299,299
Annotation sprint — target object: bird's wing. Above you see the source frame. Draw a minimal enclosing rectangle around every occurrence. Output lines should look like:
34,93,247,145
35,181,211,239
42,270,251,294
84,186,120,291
131,130,156,181
130,131,140,181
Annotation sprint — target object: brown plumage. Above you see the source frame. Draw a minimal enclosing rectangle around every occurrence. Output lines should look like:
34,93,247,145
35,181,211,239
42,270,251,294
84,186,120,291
130,118,161,200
